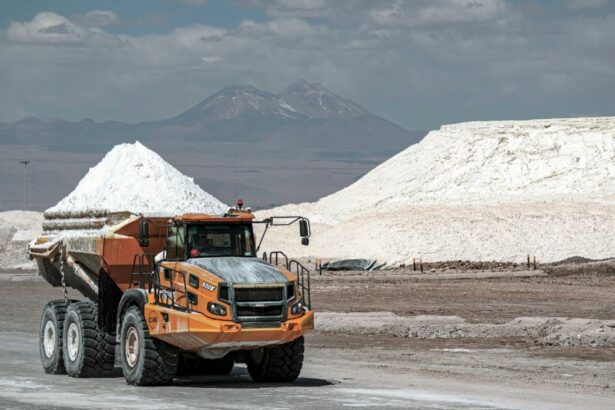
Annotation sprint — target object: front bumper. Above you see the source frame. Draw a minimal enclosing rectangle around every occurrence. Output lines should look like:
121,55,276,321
144,304,314,352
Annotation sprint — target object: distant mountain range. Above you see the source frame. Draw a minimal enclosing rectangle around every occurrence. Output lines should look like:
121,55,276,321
0,80,425,210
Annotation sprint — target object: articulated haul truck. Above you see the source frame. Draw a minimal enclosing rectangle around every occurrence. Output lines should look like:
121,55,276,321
29,202,313,385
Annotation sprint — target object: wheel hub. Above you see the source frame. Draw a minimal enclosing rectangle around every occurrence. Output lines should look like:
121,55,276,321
125,327,139,368
43,320,56,358
66,322,80,362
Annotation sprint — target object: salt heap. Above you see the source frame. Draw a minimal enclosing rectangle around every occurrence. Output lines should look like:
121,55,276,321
47,141,227,216
0,211,43,269
258,117,615,264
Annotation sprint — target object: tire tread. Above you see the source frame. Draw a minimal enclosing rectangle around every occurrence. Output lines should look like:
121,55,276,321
121,306,178,386
65,301,116,377
247,336,304,382
40,300,70,374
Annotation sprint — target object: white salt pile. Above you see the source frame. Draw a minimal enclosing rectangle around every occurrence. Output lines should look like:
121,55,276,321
47,141,227,216
257,117,615,264
0,211,43,269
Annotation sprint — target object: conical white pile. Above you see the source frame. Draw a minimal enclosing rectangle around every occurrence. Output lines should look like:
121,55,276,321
258,116,615,263
47,141,227,216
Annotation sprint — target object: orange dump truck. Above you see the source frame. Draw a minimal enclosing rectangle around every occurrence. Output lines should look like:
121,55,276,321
29,203,313,385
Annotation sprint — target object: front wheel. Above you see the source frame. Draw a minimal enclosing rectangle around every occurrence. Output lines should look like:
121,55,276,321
247,336,304,382
120,306,178,386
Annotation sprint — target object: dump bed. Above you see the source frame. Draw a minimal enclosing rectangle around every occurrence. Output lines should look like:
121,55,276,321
29,211,168,300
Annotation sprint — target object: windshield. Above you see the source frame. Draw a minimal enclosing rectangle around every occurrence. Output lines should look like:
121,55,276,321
186,223,255,258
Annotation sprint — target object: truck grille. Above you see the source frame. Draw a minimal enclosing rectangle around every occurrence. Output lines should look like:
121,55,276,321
235,287,283,302
232,285,287,323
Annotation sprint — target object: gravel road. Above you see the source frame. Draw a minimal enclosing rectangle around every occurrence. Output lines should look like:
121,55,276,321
1,272,614,409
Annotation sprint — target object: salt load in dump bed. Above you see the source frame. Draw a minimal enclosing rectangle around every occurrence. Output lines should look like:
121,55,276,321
28,142,314,385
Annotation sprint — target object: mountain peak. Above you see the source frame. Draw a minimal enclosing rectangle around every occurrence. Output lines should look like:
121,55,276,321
283,79,324,92
279,80,369,119
217,84,261,95
172,80,371,123
175,84,303,122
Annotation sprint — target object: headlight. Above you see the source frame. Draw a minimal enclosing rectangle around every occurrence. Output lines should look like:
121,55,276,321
207,302,227,316
291,300,305,315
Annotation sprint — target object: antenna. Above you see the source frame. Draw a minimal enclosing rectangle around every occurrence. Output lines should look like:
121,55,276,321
234,150,238,200
20,160,30,210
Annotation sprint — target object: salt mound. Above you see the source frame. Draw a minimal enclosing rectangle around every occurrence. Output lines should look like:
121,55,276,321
47,142,227,216
258,117,615,263
0,211,43,270
270,117,615,225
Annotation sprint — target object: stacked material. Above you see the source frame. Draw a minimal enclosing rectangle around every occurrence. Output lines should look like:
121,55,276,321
257,117,615,264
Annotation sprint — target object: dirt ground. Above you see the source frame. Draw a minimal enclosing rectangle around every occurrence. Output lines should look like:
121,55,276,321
309,269,615,322
1,267,614,409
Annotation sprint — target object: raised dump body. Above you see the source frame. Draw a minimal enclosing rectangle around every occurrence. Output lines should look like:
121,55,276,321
29,206,314,386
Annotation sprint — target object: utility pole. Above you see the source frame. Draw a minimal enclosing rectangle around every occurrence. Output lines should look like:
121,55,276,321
20,160,30,210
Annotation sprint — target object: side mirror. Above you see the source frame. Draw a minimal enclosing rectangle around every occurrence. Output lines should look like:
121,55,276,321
299,219,309,238
301,237,309,246
139,219,149,247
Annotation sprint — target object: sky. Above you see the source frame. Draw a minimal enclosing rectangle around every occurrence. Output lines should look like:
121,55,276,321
0,0,614,130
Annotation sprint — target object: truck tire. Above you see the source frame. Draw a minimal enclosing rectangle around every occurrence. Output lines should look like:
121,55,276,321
120,306,178,386
178,355,234,376
63,301,116,377
40,300,69,374
247,336,304,383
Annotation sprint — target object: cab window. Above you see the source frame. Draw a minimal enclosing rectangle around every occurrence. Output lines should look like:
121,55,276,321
186,224,255,258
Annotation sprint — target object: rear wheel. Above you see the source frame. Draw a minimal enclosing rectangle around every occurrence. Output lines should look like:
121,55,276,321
39,301,69,374
120,306,178,386
247,336,304,382
63,301,116,377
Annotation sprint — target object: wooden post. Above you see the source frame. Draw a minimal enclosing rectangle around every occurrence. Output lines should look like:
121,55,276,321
527,254,530,269
420,258,424,273
413,257,416,271
533,256,537,270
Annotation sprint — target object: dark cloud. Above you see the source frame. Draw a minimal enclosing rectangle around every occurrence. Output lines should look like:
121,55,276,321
0,1,614,129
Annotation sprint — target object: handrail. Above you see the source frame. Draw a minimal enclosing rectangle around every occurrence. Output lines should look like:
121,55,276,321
130,253,155,290
267,251,289,269
288,259,311,310
152,265,192,313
